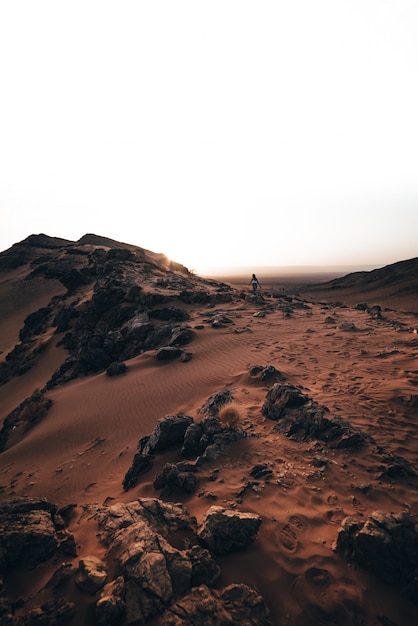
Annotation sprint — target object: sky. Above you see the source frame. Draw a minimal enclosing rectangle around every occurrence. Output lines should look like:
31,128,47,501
1,1,418,276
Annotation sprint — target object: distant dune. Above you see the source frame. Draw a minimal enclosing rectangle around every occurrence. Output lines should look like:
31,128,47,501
296,256,418,312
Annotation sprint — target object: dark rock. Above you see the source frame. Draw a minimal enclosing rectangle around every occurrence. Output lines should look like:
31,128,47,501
0,577,13,625
169,326,193,346
0,497,76,573
96,576,125,626
196,428,247,466
26,597,76,625
46,562,76,591
75,556,107,594
122,452,154,491
87,499,197,543
187,544,221,587
250,464,273,479
249,364,286,383
181,423,204,458
197,390,233,417
339,322,357,331
160,584,273,625
106,361,127,376
144,415,194,454
378,453,417,479
53,304,79,333
368,305,382,319
19,307,52,342
153,462,199,494
150,308,190,321
262,383,366,447
333,511,418,586
197,506,262,554
180,290,211,304
0,391,52,452
220,583,273,625
156,346,182,360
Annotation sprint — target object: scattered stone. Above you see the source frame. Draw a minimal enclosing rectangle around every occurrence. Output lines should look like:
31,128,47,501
250,464,274,479
197,506,262,554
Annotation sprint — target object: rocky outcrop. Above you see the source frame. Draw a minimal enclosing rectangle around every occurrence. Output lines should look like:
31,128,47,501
262,383,367,448
0,234,231,389
82,498,266,625
333,510,418,598
0,391,52,452
0,497,76,574
123,402,246,491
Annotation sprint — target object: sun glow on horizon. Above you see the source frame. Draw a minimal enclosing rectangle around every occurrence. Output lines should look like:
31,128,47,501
0,1,417,270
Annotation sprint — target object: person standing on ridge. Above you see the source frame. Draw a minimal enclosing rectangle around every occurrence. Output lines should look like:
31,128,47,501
250,273,261,296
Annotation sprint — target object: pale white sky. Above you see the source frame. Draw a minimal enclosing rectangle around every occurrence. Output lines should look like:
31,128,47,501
1,1,417,275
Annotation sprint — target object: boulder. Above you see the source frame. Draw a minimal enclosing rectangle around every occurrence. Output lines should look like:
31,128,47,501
106,361,127,376
75,555,107,594
333,511,418,587
96,576,125,626
0,497,76,573
169,326,193,346
160,584,273,625
153,462,199,494
122,451,154,491
143,415,194,455
249,364,286,383
197,506,262,554
181,422,205,458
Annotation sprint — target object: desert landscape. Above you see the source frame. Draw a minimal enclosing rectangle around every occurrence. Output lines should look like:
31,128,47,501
0,234,418,626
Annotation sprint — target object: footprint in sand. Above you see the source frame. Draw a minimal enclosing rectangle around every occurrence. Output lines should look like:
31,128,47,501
279,515,305,552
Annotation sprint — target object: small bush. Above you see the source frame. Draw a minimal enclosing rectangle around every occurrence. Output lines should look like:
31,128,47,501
218,403,243,430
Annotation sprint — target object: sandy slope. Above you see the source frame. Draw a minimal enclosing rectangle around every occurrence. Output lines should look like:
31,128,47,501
1,281,418,625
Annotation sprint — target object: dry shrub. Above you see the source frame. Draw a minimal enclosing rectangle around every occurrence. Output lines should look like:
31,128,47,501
218,403,243,430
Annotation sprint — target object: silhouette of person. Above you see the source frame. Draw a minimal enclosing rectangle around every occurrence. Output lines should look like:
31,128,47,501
249,273,261,296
